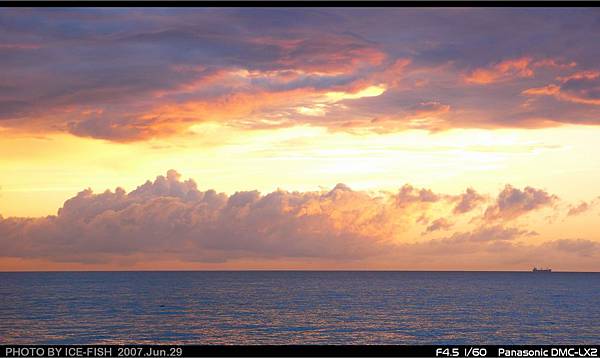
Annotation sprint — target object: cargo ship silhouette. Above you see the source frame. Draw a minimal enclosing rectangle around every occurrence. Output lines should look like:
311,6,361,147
532,267,552,272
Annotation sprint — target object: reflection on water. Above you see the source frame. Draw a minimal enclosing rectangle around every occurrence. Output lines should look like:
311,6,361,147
1,271,599,344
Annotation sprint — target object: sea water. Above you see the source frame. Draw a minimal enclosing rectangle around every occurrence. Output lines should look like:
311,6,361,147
1,271,598,344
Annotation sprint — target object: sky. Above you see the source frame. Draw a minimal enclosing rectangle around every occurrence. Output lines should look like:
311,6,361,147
1,8,600,271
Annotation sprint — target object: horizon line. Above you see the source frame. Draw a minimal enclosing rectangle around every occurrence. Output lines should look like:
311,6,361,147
1,269,599,273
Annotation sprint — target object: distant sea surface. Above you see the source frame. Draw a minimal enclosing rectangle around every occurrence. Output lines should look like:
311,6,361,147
1,271,599,344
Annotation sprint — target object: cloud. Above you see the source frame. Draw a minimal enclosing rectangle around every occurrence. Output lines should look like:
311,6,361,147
369,101,452,131
395,184,440,208
567,201,590,216
2,9,600,141
0,171,597,270
0,171,401,263
405,225,541,260
425,217,453,233
465,57,577,85
523,71,600,106
407,234,599,270
483,185,558,221
557,70,600,83
452,188,486,214
0,10,390,141
443,225,533,243
567,199,599,217
465,57,535,84
545,239,600,257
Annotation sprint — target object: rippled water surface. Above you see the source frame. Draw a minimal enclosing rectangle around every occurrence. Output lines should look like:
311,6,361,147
1,271,599,344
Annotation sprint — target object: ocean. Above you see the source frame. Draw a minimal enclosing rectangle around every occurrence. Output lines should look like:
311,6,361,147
1,271,598,344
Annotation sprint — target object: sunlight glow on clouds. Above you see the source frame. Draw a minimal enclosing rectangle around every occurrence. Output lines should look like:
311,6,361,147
1,171,598,271
1,8,600,270
1,8,600,141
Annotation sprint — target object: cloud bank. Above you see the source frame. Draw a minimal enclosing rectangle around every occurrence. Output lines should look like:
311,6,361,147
1,171,597,270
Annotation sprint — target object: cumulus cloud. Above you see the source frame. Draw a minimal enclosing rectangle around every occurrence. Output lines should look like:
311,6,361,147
395,184,440,207
483,185,558,221
0,171,402,263
425,218,453,233
1,171,598,270
452,188,486,214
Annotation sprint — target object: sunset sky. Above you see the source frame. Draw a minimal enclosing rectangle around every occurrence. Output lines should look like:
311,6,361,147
1,8,600,271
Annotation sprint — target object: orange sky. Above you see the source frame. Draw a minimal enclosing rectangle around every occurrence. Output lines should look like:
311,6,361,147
1,8,600,271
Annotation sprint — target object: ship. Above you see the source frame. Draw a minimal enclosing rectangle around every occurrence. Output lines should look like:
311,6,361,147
532,267,552,273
